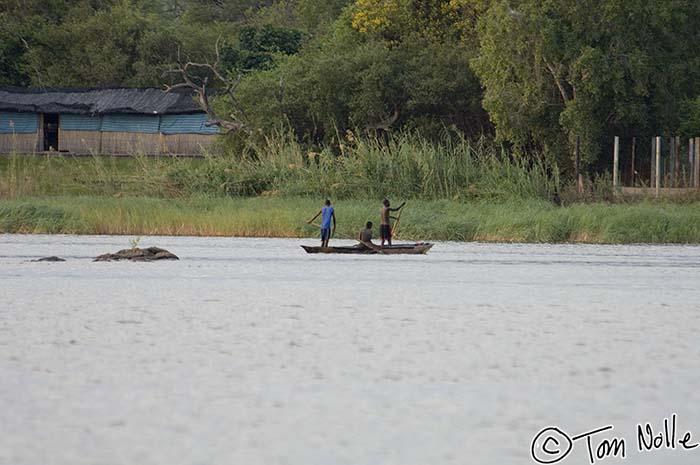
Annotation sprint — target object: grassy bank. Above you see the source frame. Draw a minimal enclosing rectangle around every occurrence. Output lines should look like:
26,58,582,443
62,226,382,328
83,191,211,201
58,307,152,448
3,134,700,243
0,153,200,198
0,133,563,201
2,196,700,243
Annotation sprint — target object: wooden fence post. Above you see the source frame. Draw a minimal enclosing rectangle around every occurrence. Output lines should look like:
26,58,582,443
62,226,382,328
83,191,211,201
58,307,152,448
655,136,661,198
575,135,582,195
675,136,680,187
669,136,675,188
689,138,695,188
651,137,656,188
695,137,700,190
630,137,636,186
613,136,620,191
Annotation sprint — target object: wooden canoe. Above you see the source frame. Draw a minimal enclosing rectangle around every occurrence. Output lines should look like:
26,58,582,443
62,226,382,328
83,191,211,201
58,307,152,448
301,243,434,255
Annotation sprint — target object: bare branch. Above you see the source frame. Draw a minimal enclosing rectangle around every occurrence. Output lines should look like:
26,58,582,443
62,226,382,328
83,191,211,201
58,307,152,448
163,42,248,134
542,56,571,103
365,107,401,132
20,37,46,90
214,36,222,69
162,82,192,93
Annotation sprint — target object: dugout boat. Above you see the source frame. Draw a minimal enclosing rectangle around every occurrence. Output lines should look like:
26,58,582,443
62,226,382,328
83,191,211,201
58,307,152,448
301,242,434,255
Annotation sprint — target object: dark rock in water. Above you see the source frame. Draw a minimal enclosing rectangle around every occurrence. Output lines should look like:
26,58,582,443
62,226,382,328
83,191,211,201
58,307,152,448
32,256,66,262
94,247,179,262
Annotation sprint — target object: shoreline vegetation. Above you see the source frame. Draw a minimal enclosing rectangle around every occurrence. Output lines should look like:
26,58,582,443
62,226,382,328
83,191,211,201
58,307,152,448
2,135,700,244
3,196,700,244
4,2,700,246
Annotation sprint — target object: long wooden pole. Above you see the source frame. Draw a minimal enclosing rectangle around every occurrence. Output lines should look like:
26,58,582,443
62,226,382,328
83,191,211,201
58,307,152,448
651,137,656,189
391,206,404,239
695,137,700,190
575,135,582,195
655,136,661,198
674,136,680,187
695,138,698,188
630,137,636,186
669,136,675,188
613,136,620,191
689,138,694,188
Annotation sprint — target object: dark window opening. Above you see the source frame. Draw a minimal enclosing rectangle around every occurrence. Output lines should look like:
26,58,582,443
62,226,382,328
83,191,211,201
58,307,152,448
43,113,59,151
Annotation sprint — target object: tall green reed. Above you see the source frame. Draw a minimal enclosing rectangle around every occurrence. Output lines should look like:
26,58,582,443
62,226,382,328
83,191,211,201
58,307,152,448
167,131,560,201
1,132,560,202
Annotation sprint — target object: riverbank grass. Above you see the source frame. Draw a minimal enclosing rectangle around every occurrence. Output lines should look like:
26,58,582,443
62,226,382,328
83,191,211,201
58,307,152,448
2,196,700,243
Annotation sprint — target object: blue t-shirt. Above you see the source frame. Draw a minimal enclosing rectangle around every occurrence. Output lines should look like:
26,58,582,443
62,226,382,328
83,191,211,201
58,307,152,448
321,206,334,229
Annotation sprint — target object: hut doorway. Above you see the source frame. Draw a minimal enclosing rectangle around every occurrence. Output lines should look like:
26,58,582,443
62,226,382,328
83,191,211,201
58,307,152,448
43,113,59,151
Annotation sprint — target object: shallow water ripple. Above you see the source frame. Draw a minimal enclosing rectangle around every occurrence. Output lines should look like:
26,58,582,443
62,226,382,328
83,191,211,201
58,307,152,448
1,235,700,465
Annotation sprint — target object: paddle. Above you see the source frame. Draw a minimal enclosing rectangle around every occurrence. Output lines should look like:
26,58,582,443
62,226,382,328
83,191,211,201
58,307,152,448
391,202,405,238
302,222,335,243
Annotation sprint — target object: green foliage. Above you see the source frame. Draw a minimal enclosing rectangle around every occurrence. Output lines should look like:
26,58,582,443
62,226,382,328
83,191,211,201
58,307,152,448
0,153,199,198
295,0,353,33
234,13,488,141
6,0,700,183
3,1,178,86
350,0,488,43
0,203,75,234
3,195,700,243
0,0,247,87
179,0,275,23
473,0,700,169
0,133,558,201
679,97,700,139
221,25,305,72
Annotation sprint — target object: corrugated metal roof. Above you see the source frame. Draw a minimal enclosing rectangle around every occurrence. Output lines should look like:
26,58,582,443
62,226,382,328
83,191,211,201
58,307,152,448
0,87,202,115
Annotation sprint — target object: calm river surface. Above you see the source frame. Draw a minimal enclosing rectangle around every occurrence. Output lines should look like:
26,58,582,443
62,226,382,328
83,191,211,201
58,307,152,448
1,234,700,465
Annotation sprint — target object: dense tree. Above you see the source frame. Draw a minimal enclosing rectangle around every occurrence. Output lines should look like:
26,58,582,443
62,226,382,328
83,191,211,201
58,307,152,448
679,98,700,139
234,5,488,142
220,25,305,72
18,1,174,87
0,0,241,87
294,0,352,33
5,0,700,178
0,18,32,86
473,0,700,168
350,0,489,42
179,0,275,23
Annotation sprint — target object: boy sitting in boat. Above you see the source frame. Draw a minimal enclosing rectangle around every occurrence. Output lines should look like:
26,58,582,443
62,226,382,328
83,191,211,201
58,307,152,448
358,221,374,248
307,199,336,248
358,221,385,251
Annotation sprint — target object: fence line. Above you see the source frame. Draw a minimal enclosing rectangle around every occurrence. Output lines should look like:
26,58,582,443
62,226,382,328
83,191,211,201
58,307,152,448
608,135,700,197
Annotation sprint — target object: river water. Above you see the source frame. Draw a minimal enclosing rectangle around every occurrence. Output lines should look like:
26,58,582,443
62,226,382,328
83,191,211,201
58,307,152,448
1,234,699,465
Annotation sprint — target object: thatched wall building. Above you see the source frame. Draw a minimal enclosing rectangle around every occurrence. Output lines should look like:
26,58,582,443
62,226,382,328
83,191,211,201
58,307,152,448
0,87,220,155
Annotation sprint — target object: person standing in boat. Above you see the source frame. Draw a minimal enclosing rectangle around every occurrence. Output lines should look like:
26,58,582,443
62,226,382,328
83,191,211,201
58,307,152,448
380,198,405,246
307,199,336,248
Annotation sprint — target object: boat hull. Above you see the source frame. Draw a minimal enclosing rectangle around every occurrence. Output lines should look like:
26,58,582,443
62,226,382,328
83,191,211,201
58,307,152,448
301,243,434,255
